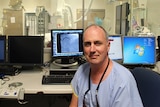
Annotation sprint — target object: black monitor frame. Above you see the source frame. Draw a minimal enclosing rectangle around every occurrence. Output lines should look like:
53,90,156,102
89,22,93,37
7,36,44,69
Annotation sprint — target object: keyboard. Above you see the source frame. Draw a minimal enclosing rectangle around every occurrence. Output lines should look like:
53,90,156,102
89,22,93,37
42,75,74,85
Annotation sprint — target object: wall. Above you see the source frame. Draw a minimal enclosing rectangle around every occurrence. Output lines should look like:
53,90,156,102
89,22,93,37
147,0,160,36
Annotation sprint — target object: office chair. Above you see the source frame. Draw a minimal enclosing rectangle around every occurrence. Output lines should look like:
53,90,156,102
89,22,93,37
131,67,160,107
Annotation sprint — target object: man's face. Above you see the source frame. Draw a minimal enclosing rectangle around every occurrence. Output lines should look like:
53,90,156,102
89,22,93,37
83,27,110,65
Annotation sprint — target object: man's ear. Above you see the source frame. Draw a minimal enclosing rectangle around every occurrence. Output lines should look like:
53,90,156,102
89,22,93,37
108,41,110,47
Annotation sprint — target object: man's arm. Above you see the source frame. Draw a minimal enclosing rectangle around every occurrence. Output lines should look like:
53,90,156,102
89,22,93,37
69,93,78,107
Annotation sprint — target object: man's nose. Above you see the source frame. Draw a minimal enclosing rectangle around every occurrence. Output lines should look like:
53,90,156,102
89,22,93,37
90,44,96,52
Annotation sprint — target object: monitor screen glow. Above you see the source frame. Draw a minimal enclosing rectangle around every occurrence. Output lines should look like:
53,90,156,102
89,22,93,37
51,29,83,58
0,36,6,63
123,36,156,65
108,35,123,60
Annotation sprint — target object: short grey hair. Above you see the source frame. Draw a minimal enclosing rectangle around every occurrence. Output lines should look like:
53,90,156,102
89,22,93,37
83,24,109,40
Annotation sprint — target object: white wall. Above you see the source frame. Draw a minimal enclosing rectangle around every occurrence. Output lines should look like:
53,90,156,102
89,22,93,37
147,0,160,36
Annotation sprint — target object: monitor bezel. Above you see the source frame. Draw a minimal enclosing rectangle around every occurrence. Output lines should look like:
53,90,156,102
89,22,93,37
122,36,156,66
7,36,44,67
50,29,84,59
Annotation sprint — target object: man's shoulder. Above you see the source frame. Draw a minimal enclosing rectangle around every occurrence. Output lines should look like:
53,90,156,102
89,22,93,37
112,61,132,78
112,61,128,70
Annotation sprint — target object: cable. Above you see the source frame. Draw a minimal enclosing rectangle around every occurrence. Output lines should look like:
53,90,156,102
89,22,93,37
2,76,10,81
18,100,28,105
42,67,50,76
8,82,23,87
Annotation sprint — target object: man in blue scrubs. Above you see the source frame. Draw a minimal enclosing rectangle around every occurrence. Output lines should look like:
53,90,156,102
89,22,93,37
70,24,143,107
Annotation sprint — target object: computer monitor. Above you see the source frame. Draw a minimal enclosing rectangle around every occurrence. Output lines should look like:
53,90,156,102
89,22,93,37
123,36,156,66
8,36,44,69
108,35,123,61
0,36,6,64
51,29,83,67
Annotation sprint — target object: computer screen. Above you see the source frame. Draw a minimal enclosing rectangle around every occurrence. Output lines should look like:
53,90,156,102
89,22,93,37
123,36,156,65
8,36,44,68
108,35,123,60
0,36,6,64
51,29,83,66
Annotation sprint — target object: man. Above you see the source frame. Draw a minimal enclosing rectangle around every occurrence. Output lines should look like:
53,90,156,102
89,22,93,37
70,24,143,107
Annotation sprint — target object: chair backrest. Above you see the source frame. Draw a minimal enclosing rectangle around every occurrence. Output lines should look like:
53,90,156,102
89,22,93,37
131,67,160,107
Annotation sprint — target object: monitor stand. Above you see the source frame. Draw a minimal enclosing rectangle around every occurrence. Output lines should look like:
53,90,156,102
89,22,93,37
50,58,79,75
52,58,78,68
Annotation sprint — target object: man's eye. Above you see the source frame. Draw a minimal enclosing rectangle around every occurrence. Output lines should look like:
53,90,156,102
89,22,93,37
95,41,102,46
84,42,91,47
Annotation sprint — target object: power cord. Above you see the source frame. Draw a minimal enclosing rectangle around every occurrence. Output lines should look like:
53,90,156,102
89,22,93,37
8,82,23,87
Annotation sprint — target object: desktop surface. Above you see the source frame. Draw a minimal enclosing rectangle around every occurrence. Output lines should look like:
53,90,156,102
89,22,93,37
1,68,72,94
1,61,160,95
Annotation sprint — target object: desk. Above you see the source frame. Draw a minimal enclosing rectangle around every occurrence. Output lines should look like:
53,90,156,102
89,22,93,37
1,68,73,94
1,61,160,94
0,68,73,107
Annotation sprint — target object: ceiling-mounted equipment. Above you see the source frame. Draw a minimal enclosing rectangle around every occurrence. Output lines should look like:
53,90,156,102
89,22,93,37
9,0,22,10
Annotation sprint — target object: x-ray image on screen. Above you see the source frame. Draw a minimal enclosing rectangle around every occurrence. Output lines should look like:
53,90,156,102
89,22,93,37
51,29,83,66
60,34,79,53
51,29,83,58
